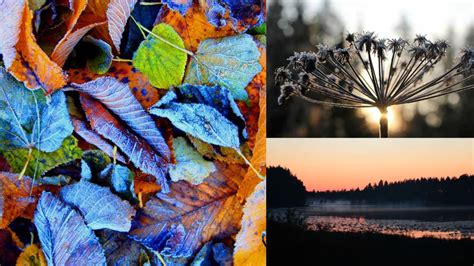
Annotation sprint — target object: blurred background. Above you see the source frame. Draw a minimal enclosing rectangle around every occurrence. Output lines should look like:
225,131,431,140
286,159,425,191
268,0,474,137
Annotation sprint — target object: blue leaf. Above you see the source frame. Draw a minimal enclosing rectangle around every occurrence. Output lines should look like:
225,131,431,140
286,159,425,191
162,0,193,15
184,34,262,101
34,192,106,265
0,67,73,152
71,77,170,160
60,180,136,232
222,0,265,31
99,163,137,201
177,84,247,139
149,91,240,149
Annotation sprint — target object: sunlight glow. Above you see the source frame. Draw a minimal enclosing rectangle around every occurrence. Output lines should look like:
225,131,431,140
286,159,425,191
362,107,395,125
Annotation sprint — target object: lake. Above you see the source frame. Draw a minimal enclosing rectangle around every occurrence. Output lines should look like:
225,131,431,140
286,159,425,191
269,201,474,240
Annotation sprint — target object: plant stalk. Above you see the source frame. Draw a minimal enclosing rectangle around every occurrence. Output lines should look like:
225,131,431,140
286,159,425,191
378,106,389,138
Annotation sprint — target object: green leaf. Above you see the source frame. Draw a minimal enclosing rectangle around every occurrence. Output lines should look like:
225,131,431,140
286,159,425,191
84,36,113,75
133,23,187,89
2,136,82,178
169,137,216,185
184,34,262,101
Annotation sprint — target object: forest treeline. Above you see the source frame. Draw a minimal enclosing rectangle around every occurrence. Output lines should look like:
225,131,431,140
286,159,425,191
310,174,474,205
268,165,474,207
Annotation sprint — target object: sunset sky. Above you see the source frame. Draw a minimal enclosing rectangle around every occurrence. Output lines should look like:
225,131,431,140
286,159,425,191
267,139,474,191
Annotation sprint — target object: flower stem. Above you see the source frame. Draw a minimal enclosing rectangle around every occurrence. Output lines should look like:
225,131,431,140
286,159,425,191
379,107,389,138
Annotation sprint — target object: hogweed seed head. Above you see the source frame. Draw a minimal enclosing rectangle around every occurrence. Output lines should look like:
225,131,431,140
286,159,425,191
276,31,474,136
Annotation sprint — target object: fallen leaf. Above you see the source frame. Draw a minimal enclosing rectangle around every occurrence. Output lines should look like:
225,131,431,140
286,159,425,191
237,87,266,201
83,36,113,74
234,180,266,266
0,0,24,69
60,179,136,232
71,77,170,160
107,0,137,51
150,90,240,149
0,173,35,229
0,67,73,153
169,137,216,185
80,94,169,192
133,23,188,89
34,192,106,265
129,163,244,258
2,136,83,178
192,241,233,265
68,62,160,108
222,0,265,31
15,244,47,266
0,229,22,265
9,2,67,92
97,229,149,266
99,163,137,201
72,117,127,164
157,3,237,52
184,34,262,101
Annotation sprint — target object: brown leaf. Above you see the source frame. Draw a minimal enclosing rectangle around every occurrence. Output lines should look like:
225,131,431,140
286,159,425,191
9,2,67,92
0,172,36,229
129,163,245,258
0,229,22,265
237,87,266,202
80,94,169,192
234,180,266,266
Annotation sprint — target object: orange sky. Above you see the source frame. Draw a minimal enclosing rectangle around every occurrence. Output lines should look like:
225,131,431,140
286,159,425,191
267,139,474,191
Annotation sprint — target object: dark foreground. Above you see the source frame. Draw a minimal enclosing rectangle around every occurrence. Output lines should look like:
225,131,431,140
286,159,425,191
268,221,474,266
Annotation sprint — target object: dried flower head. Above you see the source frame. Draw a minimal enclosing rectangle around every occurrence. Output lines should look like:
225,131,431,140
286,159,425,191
276,31,474,137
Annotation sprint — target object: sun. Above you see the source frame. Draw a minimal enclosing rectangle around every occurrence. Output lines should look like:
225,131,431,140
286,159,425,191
362,107,395,125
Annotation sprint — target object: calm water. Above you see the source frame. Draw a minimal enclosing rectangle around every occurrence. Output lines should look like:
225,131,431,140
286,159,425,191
271,201,474,240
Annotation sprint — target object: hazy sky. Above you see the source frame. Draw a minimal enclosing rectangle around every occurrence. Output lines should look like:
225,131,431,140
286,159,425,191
267,139,474,191
276,0,474,45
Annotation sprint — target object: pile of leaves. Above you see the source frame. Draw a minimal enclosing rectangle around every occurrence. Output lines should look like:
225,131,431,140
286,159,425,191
0,0,266,265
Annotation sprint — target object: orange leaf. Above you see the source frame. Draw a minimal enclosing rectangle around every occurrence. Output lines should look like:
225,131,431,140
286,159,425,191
234,180,266,266
0,173,37,228
157,4,238,52
9,2,67,92
237,52,266,202
68,62,160,108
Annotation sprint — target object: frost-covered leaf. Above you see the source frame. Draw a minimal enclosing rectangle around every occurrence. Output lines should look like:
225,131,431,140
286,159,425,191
72,117,127,164
80,94,169,192
192,241,233,266
99,163,137,201
169,137,215,185
133,23,187,89
184,34,261,100
177,84,247,139
2,136,82,178
0,0,24,69
107,0,137,51
34,192,106,265
150,91,240,149
97,229,149,266
0,68,73,153
71,77,170,160
162,0,193,15
15,244,46,266
9,3,67,92
0,173,35,228
84,36,113,74
157,3,237,52
129,163,244,258
234,180,266,266
60,179,136,232
222,0,265,31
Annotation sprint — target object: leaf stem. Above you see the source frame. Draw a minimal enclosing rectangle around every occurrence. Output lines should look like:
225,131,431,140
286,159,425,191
113,146,117,165
113,57,133,63
139,1,162,5
130,16,148,39
19,148,33,180
235,148,265,180
131,17,195,57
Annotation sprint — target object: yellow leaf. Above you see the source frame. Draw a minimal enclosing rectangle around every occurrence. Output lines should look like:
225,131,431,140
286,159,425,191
16,244,47,266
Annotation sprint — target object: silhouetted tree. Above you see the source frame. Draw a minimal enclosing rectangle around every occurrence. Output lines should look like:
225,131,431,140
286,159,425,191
268,166,307,208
